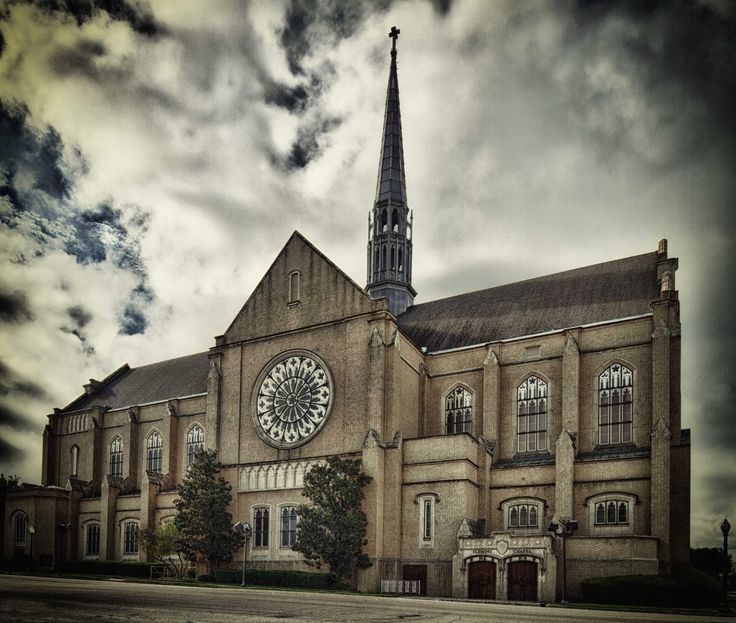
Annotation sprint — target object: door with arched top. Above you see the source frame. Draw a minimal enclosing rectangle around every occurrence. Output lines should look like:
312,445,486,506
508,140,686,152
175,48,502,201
468,560,496,599
507,560,538,601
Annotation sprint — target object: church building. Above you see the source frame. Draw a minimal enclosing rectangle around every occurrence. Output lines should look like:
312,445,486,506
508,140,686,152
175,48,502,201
4,29,690,602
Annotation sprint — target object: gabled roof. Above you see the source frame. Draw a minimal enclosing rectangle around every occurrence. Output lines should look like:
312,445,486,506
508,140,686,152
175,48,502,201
61,352,210,413
397,251,660,353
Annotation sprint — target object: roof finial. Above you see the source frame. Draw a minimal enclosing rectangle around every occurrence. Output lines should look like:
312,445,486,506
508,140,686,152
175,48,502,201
389,26,400,52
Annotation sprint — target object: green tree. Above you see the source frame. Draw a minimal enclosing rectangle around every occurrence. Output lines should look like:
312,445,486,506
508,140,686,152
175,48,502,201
174,449,241,577
139,522,189,579
293,456,372,583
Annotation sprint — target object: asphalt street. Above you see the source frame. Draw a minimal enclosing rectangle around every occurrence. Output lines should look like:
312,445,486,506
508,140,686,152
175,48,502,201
0,575,733,623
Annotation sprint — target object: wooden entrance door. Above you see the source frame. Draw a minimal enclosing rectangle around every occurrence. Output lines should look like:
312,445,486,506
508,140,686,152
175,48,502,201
468,560,496,599
507,560,538,601
402,564,427,596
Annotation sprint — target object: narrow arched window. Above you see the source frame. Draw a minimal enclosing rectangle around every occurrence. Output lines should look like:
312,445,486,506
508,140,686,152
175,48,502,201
509,507,519,528
146,430,163,473
280,506,297,548
109,436,123,478
85,523,100,556
598,363,633,445
255,508,269,548
13,512,27,549
381,209,388,232
517,376,548,452
381,245,387,270
390,245,395,270
70,445,79,476
288,271,300,303
398,247,403,272
123,521,139,555
392,208,399,232
187,425,205,466
374,248,379,275
445,386,473,434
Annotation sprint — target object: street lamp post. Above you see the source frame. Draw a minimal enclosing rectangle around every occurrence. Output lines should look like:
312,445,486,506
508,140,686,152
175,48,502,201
233,522,252,587
29,526,35,558
548,518,579,605
721,518,731,612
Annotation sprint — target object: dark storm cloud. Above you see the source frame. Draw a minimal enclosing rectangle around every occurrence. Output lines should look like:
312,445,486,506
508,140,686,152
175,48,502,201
0,0,162,39
48,38,108,80
0,360,47,400
0,290,33,323
0,436,24,462
119,301,146,335
567,0,736,165
0,402,36,431
283,113,342,170
0,101,71,204
281,0,429,76
61,305,95,354
0,100,154,337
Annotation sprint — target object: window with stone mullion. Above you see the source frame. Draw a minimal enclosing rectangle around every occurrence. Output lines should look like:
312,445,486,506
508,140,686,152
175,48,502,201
280,507,297,548
598,364,633,445
255,508,269,548
146,432,163,473
517,377,548,453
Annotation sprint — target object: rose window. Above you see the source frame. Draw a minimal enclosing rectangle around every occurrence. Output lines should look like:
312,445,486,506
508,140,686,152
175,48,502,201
254,353,332,448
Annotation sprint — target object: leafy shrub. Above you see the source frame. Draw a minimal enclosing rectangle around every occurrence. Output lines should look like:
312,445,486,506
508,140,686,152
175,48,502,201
213,568,349,590
55,560,157,578
580,569,720,607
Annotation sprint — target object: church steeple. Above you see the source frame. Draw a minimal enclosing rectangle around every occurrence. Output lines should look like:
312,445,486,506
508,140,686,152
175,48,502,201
366,26,415,316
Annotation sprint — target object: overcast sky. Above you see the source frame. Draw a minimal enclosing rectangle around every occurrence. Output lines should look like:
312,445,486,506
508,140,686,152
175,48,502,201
1,0,734,548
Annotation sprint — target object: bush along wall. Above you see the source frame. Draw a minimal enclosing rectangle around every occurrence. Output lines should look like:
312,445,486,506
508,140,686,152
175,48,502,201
580,569,720,608
213,568,350,590
55,560,157,578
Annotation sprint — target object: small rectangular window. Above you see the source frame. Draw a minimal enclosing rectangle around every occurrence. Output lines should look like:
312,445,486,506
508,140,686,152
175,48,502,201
524,345,541,360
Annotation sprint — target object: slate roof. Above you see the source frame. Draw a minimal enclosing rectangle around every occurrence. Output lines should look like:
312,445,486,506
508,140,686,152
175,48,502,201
397,251,660,353
62,352,210,413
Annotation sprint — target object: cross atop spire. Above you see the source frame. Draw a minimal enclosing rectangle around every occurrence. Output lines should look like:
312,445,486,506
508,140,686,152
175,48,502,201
389,26,400,52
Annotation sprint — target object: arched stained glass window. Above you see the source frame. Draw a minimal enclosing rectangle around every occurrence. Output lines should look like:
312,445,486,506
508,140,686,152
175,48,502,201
187,425,204,466
594,499,630,525
598,363,633,445
146,430,163,473
517,376,548,452
109,436,123,478
445,386,473,435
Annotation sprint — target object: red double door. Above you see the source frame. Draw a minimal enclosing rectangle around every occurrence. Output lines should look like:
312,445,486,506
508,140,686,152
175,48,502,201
468,559,538,601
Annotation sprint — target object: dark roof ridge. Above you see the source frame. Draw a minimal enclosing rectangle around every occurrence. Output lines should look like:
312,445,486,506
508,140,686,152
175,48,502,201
125,350,210,372
403,250,658,312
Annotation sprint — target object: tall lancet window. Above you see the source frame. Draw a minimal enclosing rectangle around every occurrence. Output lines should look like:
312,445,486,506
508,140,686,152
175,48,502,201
517,376,548,453
187,425,205,466
146,430,163,472
445,386,473,434
70,445,79,476
598,363,633,445
109,436,123,478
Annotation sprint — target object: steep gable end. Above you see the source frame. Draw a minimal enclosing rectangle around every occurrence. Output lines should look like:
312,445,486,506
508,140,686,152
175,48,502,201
223,231,385,344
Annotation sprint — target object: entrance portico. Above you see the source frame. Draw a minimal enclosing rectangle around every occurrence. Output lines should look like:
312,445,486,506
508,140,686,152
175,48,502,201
452,532,557,602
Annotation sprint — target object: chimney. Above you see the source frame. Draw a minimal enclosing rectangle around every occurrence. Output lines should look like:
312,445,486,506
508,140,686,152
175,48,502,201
657,238,668,257
83,379,100,395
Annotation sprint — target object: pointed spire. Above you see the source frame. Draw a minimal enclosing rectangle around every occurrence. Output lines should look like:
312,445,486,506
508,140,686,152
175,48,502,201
374,26,407,206
366,27,415,316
